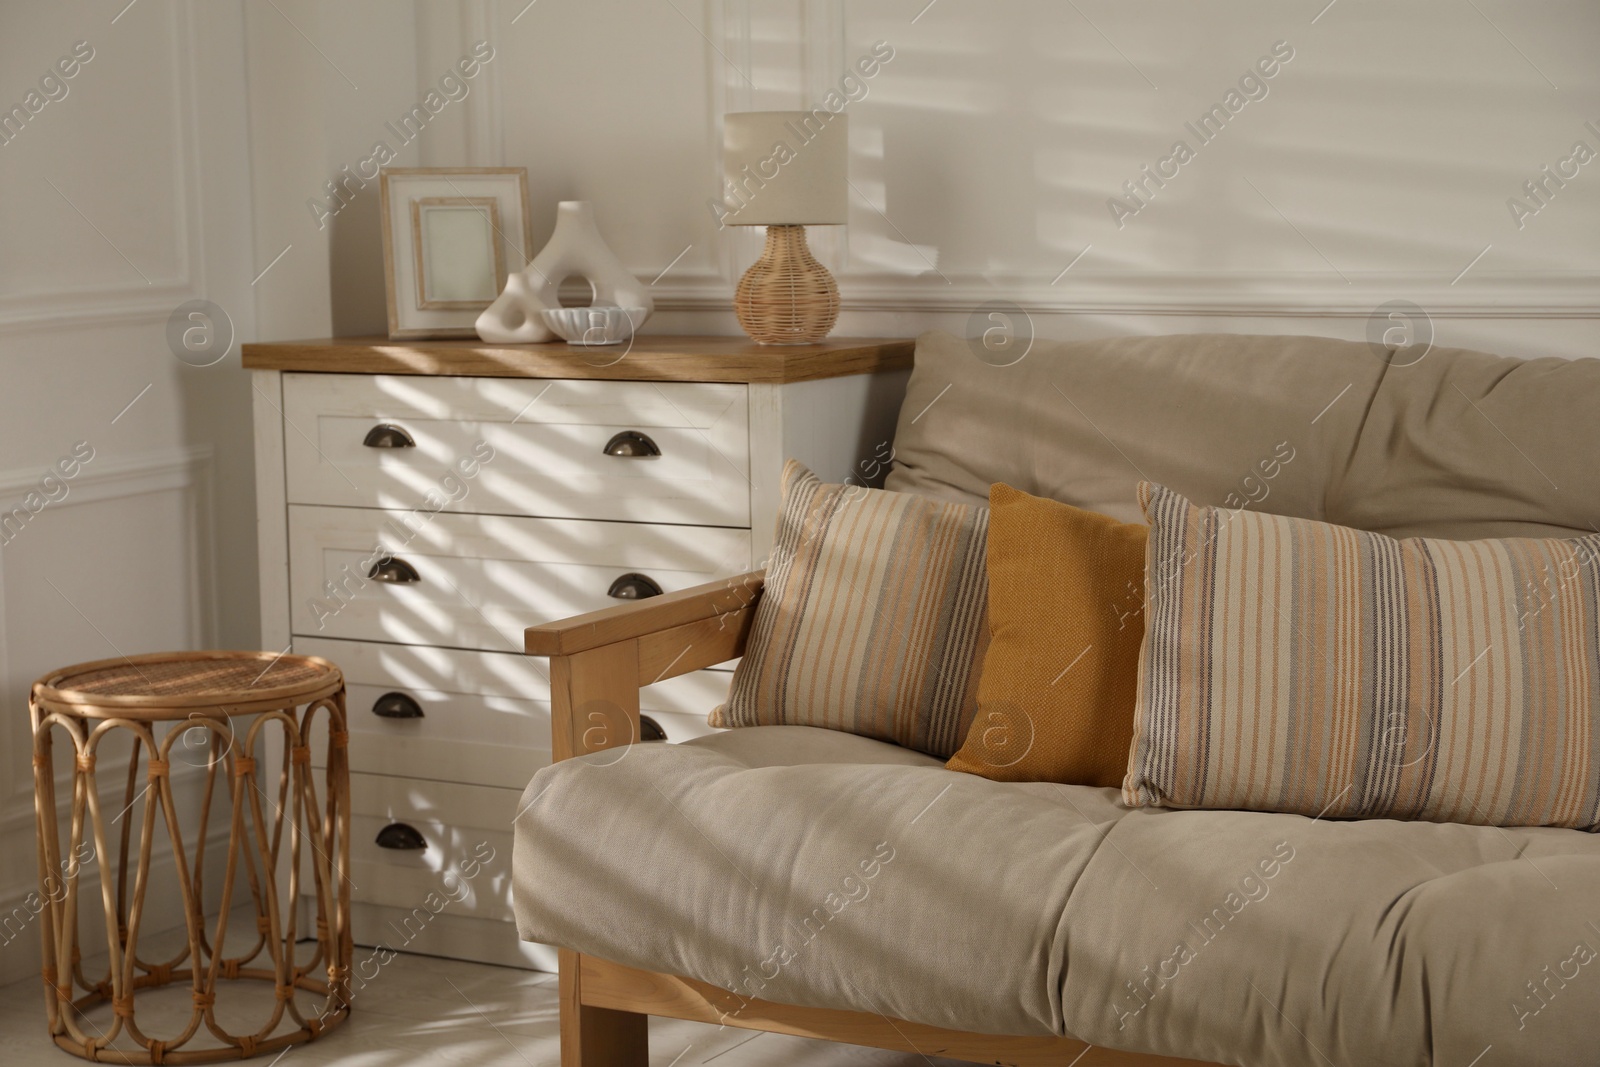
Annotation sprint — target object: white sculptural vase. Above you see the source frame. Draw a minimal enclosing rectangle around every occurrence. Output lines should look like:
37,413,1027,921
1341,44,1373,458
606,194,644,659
476,200,651,343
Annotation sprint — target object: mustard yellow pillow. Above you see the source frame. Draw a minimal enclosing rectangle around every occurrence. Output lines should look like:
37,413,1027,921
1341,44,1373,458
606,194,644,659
946,483,1146,787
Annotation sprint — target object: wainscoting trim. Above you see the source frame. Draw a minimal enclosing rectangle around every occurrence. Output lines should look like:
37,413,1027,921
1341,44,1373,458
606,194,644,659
647,271,1600,319
0,443,220,835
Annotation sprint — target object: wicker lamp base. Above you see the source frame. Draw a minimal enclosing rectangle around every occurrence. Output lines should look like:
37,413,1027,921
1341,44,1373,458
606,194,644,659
734,225,840,345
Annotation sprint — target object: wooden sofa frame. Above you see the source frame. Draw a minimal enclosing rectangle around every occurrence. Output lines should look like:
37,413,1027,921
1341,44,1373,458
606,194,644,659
525,572,1222,1067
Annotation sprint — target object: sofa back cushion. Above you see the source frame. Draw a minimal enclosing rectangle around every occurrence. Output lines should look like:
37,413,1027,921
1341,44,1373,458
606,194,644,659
946,483,1146,788
710,461,988,758
886,330,1600,540
1126,481,1600,830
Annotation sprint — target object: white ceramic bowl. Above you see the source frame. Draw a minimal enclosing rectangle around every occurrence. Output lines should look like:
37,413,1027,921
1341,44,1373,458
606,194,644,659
540,306,648,346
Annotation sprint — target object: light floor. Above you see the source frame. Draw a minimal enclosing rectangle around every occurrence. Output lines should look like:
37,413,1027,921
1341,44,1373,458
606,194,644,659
0,948,954,1067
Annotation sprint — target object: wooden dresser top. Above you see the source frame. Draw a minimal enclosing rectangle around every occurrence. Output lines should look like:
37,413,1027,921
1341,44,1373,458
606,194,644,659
241,335,914,385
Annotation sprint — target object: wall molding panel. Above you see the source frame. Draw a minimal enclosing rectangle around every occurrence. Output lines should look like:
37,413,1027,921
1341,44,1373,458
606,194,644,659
0,0,208,335
0,0,256,999
417,1,1599,323
0,444,219,841
0,440,226,981
440,0,1592,324
462,0,504,167
646,270,1600,319
0,443,215,509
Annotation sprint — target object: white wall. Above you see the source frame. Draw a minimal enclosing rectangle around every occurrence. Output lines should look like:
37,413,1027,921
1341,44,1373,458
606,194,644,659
0,0,1594,987
244,0,1598,358
0,0,257,986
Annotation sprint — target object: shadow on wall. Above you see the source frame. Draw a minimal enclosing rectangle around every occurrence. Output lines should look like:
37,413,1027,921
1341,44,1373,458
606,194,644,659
329,182,390,337
171,331,258,650
849,4,1594,281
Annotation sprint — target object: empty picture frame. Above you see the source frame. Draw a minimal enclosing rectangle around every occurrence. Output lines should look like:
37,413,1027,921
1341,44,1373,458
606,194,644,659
379,167,532,338
412,197,503,308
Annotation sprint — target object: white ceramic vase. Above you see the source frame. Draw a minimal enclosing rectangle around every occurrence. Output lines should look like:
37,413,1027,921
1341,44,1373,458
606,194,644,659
475,201,652,343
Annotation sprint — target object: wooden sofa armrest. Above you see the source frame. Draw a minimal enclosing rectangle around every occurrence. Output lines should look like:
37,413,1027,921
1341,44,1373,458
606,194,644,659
524,571,764,656
524,571,764,761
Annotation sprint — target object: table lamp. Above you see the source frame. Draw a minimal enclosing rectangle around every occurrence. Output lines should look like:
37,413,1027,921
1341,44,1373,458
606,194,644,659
721,111,848,344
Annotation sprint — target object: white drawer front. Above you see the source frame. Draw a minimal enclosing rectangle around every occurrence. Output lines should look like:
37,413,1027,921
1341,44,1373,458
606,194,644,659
296,637,729,788
327,773,519,922
283,373,750,526
288,505,751,651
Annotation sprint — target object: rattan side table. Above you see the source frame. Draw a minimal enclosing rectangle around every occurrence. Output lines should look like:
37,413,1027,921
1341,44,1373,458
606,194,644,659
28,651,352,1064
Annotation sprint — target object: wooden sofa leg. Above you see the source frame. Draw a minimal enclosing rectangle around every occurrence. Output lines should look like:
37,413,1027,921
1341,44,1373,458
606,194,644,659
561,949,648,1067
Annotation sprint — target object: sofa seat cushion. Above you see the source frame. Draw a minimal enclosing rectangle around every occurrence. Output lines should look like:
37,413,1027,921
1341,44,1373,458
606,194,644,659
512,727,1600,1067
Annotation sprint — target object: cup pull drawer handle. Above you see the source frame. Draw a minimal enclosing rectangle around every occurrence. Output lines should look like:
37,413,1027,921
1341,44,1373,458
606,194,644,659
372,692,424,719
363,423,415,448
602,431,660,458
367,557,421,584
608,572,663,600
376,823,427,851
639,714,668,742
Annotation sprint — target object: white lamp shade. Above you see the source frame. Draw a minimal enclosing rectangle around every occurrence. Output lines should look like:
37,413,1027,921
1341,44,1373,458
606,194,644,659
721,111,848,226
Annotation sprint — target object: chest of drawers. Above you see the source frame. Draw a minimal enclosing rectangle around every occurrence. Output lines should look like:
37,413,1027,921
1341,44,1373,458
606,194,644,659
244,336,911,969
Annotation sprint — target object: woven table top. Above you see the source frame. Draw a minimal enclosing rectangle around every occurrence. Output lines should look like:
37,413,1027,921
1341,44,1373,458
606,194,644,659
32,651,342,715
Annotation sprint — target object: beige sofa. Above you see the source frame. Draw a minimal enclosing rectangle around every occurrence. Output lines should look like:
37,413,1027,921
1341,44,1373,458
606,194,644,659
514,331,1600,1067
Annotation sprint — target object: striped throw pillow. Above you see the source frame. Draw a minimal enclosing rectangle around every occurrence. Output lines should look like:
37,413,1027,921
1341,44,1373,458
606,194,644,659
710,461,988,757
1127,482,1600,830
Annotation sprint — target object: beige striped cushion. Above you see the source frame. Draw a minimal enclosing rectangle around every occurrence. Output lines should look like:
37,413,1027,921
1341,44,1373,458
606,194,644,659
710,461,988,757
1127,482,1600,830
